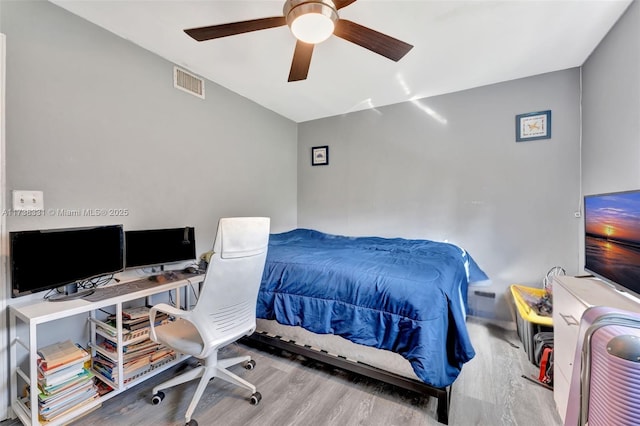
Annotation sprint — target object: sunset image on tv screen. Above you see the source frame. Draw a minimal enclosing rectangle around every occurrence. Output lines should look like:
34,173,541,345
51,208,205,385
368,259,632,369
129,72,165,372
585,190,640,296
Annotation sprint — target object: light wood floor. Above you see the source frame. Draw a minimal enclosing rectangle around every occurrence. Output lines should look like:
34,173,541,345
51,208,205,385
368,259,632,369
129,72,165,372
2,317,562,426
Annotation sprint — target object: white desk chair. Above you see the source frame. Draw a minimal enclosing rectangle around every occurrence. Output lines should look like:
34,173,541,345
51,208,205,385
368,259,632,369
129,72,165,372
148,217,270,426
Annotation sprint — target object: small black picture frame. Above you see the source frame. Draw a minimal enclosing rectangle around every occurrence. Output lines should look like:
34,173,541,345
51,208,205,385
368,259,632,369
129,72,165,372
312,146,329,166
516,110,551,142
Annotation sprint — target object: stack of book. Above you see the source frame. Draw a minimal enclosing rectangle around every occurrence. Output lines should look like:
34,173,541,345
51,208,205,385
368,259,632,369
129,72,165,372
92,306,176,384
37,340,98,422
119,306,169,331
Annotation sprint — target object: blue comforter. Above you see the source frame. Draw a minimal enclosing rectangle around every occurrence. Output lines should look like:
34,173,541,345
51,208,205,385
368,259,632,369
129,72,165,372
256,229,488,387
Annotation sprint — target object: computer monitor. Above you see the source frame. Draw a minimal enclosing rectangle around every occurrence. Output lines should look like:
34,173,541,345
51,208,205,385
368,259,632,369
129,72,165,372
10,225,125,298
584,189,640,297
125,227,196,269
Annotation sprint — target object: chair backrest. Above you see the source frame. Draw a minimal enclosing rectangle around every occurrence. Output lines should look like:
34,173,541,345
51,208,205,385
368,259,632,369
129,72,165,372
192,217,270,342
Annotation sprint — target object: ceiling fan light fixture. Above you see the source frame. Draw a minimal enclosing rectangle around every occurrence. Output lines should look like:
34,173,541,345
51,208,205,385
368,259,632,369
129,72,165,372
184,0,414,82
284,0,338,44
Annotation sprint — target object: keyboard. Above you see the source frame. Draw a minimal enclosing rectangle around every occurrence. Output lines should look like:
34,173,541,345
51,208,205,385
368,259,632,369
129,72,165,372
47,288,96,302
83,272,194,302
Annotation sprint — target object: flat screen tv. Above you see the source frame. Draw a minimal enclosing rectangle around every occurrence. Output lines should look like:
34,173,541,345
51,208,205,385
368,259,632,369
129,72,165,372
125,227,196,269
584,189,640,297
10,225,125,298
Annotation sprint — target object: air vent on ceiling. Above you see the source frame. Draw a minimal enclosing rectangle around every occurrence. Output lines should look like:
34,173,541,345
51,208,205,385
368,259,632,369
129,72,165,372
173,66,205,99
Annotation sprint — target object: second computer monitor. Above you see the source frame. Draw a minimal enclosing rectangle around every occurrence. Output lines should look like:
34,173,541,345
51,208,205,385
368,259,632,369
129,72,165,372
125,227,196,269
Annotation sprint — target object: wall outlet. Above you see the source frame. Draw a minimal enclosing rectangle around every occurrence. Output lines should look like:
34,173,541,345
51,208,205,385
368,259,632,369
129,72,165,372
12,190,44,211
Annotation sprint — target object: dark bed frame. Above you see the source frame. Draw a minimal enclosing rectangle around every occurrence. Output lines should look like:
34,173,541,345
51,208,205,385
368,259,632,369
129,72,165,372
242,330,451,425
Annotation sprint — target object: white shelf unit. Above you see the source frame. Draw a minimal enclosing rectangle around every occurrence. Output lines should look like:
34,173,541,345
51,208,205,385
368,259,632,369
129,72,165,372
8,275,203,426
88,312,175,388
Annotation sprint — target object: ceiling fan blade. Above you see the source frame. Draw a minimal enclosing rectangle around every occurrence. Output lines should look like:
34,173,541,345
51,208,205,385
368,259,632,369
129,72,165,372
334,0,358,9
333,19,413,62
184,16,286,41
288,40,315,82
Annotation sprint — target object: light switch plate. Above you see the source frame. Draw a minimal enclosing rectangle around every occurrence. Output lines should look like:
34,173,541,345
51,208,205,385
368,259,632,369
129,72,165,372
13,190,44,211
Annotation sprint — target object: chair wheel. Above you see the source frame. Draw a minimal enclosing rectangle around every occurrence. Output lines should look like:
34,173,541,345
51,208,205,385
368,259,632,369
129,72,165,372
249,391,262,405
186,420,198,426
151,391,165,405
244,359,256,370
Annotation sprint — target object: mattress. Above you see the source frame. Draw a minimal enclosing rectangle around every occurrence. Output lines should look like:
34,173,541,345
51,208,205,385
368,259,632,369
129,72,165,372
256,318,419,380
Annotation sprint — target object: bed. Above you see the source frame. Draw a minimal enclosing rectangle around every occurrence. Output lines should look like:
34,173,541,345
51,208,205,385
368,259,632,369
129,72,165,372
243,228,488,424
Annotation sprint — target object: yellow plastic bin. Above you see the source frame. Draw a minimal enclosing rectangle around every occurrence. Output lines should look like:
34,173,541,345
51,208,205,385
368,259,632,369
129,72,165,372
509,284,553,365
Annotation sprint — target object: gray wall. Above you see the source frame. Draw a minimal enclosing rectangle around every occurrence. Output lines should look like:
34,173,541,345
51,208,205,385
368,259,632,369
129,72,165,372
1,0,635,361
1,0,298,261
582,0,639,197
298,70,582,321
578,0,639,276
0,0,298,397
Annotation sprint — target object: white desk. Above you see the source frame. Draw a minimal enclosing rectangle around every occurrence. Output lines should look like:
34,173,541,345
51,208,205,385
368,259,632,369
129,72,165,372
9,274,204,426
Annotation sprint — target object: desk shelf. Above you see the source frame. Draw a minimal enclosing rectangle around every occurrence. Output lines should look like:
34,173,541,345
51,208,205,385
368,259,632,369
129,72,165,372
8,274,204,426
89,311,176,388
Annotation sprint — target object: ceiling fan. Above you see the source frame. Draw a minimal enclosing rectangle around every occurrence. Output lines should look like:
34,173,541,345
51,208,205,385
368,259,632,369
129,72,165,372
184,0,414,82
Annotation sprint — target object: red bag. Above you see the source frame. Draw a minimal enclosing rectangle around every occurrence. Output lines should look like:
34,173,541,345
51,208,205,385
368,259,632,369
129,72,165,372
538,347,554,386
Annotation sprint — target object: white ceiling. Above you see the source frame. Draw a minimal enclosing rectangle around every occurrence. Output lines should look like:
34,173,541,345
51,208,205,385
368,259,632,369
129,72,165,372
49,0,632,123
